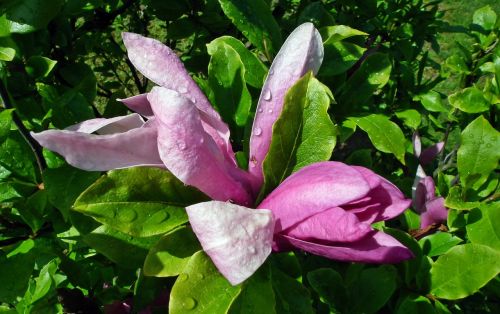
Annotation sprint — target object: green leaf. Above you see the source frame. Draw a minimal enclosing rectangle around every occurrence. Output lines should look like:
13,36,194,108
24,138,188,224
260,73,336,197
43,165,100,219
0,253,35,303
349,114,407,164
320,25,368,42
416,91,448,113
444,186,481,210
466,203,500,251
430,243,500,299
448,87,490,113
218,0,282,56
338,53,392,108
207,36,267,88
25,56,57,78
31,259,58,303
444,55,470,74
83,225,159,269
74,167,208,237
144,226,201,277
307,268,346,313
418,232,463,257
348,265,398,314
395,109,422,129
0,47,14,61
396,294,435,314
208,42,252,127
2,0,63,34
0,131,37,182
0,109,13,140
457,116,500,189
472,5,497,31
228,263,276,314
320,41,365,76
169,251,242,314
272,267,314,314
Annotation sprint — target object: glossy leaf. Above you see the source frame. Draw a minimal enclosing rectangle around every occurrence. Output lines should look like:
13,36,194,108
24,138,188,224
25,56,57,79
0,109,13,140
259,73,336,197
457,116,500,189
466,204,500,251
218,0,282,56
472,5,497,31
395,109,422,130
169,251,242,314
0,47,15,61
416,91,448,113
320,41,365,76
448,87,490,113
418,232,463,257
144,226,201,277
2,0,63,34
320,25,368,42
349,114,406,164
431,244,500,299
74,167,208,237
207,36,267,88
208,42,252,127
0,131,37,182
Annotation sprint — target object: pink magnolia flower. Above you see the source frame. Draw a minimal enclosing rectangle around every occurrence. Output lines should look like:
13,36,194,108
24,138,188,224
32,23,413,285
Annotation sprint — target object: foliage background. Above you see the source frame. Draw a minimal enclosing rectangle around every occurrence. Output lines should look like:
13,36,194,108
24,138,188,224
0,0,498,313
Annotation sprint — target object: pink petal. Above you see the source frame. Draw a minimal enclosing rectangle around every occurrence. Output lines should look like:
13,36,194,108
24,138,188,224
413,176,436,213
285,207,372,243
420,197,447,228
31,126,164,171
122,32,234,162
148,87,253,205
65,113,145,135
249,23,324,189
117,93,154,117
412,132,422,158
186,201,274,285
280,231,414,263
348,166,411,223
257,162,370,232
420,142,444,165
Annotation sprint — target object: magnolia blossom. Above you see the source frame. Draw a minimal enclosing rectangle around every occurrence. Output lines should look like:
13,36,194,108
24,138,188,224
32,23,413,285
412,133,447,228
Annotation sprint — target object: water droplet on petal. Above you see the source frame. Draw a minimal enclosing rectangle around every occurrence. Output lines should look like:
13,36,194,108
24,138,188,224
191,97,196,104
268,109,273,114
176,140,187,150
248,246,256,254
119,208,137,223
254,127,262,136
178,273,189,282
182,297,197,310
263,89,272,101
178,86,188,93
257,107,263,113
199,137,204,144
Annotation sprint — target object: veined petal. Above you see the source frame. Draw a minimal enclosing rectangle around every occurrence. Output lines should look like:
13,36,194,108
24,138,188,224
281,231,414,263
148,87,253,205
65,113,145,134
420,197,447,228
284,207,372,243
117,94,154,117
186,201,274,285
249,23,324,185
122,32,234,161
31,126,163,171
258,162,370,232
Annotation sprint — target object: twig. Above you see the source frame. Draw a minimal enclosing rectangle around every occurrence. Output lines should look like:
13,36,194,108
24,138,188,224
0,80,46,175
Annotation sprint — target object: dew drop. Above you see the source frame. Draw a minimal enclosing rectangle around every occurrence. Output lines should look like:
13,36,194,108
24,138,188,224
257,107,263,113
178,273,189,282
148,210,169,224
119,208,137,223
263,89,272,101
268,109,273,114
199,137,204,144
196,273,205,280
191,97,197,104
182,297,197,310
178,86,188,94
269,69,274,75
248,246,256,254
176,140,187,150
254,127,262,136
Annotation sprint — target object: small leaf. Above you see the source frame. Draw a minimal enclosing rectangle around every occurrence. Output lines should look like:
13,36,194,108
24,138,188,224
430,243,500,300
418,232,463,257
396,294,435,314
349,114,407,164
320,41,365,76
307,268,346,312
260,73,336,197
169,251,242,314
0,47,15,61
144,226,201,277
466,204,500,251
218,0,282,56
444,186,481,210
25,56,57,78
416,91,448,113
320,25,368,42
395,109,422,129
457,116,500,189
472,5,497,31
448,87,490,113
74,167,208,237
207,36,267,88
0,109,14,140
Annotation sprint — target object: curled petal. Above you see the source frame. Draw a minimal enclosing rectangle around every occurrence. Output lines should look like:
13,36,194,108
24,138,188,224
249,23,324,186
65,113,145,135
420,197,447,229
284,207,372,243
420,142,444,165
117,94,154,117
148,87,253,205
186,201,274,285
31,126,163,171
281,231,414,264
258,162,370,232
